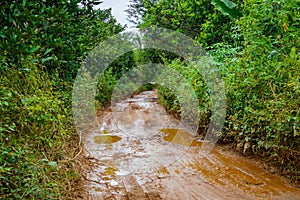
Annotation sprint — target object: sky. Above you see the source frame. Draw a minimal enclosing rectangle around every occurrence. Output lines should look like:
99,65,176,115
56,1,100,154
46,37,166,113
96,0,135,28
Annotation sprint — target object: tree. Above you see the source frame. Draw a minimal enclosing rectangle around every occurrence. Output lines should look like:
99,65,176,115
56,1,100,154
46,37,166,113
126,0,158,25
126,0,242,46
0,0,123,79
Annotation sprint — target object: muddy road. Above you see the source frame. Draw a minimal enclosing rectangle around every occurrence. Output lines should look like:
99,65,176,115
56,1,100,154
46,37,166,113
83,90,300,200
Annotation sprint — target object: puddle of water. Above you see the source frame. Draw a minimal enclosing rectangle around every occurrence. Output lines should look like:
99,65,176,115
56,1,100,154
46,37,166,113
188,150,300,197
93,135,122,144
212,151,299,194
105,166,119,176
160,128,202,147
97,164,120,181
188,159,224,185
158,166,170,175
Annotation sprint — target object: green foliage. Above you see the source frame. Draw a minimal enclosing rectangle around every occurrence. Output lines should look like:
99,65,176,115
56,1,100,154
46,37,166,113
126,0,158,25
0,0,124,198
211,0,242,19
213,0,300,182
157,86,181,118
134,83,158,95
96,68,119,107
95,49,181,108
157,60,211,132
128,0,242,46
0,0,123,79
95,50,138,107
0,64,76,198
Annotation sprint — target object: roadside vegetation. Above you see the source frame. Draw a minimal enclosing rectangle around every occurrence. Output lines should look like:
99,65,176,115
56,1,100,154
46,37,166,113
0,0,123,198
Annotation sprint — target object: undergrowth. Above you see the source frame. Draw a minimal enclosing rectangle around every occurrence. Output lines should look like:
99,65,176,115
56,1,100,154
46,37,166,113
0,63,81,199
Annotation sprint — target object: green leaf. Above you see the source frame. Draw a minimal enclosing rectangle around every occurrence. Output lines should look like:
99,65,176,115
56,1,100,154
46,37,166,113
28,46,40,54
44,48,53,55
290,47,296,59
219,0,237,9
0,32,6,38
42,57,53,63
211,0,242,19
294,129,300,137
92,1,103,6
22,0,27,7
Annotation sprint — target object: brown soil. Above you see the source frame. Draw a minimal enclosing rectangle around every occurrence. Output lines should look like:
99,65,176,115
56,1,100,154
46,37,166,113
75,90,300,200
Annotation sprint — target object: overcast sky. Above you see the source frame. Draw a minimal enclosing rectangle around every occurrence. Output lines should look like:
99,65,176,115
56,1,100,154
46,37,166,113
96,0,135,28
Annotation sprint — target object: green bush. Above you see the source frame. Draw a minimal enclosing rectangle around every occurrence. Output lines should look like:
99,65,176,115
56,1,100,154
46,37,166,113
214,0,300,182
96,68,119,107
0,63,78,198
0,0,124,198
156,59,211,133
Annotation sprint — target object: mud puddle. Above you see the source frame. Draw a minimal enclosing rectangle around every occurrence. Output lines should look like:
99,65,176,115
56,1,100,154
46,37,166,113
160,128,203,147
93,135,122,144
83,90,300,200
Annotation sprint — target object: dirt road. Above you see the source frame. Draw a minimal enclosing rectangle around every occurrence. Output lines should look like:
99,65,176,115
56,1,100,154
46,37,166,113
83,90,300,200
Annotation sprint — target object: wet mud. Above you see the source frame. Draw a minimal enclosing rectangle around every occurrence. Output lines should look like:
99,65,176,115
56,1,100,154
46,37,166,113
83,90,300,200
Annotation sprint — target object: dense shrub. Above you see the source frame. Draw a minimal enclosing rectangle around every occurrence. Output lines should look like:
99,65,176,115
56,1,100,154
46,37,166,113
221,0,300,181
156,59,211,133
0,0,123,198
0,63,77,198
